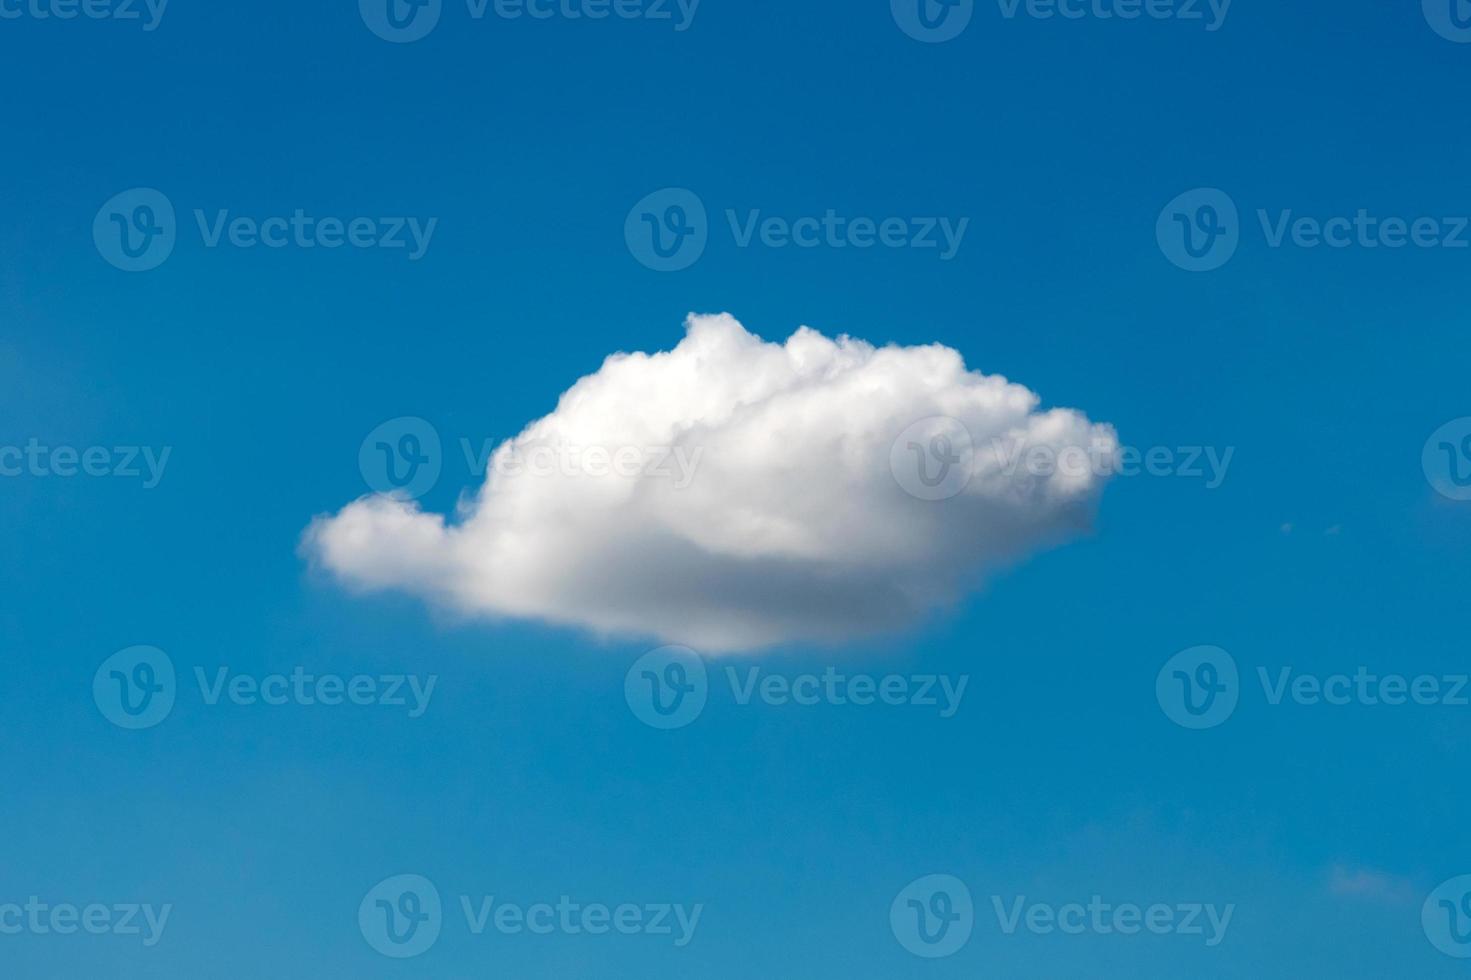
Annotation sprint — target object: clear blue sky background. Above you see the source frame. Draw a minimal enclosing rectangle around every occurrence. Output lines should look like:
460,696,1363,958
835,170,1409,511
3,1,1470,976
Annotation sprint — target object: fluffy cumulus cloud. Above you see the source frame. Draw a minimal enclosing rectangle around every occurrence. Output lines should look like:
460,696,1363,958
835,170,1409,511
303,314,1117,650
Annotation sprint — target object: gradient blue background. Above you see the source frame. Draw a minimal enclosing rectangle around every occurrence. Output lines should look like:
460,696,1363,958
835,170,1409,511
2,0,1470,976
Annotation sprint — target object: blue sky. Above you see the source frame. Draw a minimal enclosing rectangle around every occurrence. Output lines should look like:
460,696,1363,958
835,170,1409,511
3,1,1471,976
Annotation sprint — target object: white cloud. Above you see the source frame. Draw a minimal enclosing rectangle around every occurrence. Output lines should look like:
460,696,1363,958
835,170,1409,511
302,314,1117,650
